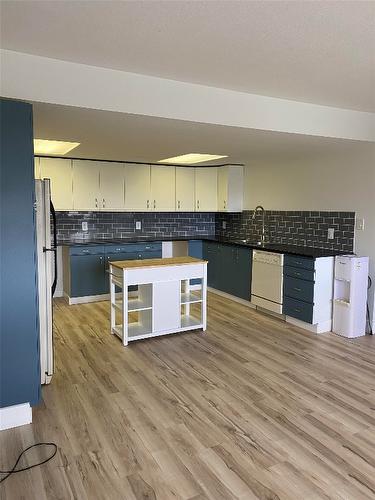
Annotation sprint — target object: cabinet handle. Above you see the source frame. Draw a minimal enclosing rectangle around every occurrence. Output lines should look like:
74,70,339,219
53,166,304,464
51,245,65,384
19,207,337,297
153,200,156,209
95,198,98,208
147,199,150,209
99,256,103,261
224,200,226,209
197,200,200,210
178,200,181,209
102,198,105,208
294,308,301,313
293,287,302,292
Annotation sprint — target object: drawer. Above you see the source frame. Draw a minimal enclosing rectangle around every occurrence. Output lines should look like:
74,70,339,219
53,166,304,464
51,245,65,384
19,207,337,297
139,250,162,259
70,245,105,256
104,242,162,255
284,276,314,304
284,254,315,270
284,265,315,282
283,296,313,323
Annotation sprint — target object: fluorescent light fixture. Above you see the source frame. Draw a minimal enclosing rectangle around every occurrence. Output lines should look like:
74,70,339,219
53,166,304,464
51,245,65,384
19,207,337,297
158,153,228,165
33,139,80,155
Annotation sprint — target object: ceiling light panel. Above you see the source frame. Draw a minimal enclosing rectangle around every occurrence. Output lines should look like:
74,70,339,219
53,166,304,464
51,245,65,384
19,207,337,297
158,153,228,165
34,139,80,155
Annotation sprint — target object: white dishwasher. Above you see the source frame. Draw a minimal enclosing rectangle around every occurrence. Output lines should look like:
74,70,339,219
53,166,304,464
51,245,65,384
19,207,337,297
251,250,284,314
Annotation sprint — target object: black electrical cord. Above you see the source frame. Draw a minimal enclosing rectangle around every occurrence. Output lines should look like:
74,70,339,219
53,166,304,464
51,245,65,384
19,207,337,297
0,442,57,484
367,276,373,335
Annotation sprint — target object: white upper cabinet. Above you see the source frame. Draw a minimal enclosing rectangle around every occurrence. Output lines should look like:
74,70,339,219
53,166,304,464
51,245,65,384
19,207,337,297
217,165,243,212
73,160,125,211
194,167,218,212
99,162,125,211
124,164,151,211
175,167,195,211
40,157,73,211
150,165,176,211
72,160,101,211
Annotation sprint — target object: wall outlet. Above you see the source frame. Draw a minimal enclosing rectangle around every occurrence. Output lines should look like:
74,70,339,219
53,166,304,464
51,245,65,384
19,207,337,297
222,221,227,229
327,228,334,240
82,221,88,232
135,221,142,230
356,217,365,231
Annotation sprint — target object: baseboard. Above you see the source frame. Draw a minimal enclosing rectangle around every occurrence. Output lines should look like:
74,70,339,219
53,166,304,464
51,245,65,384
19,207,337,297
208,287,255,308
66,291,136,305
68,293,110,305
285,316,332,334
0,403,32,431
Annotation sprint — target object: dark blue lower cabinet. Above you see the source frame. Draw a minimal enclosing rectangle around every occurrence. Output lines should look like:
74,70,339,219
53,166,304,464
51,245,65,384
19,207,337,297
283,275,314,304
283,254,315,323
69,243,162,298
283,296,313,323
201,241,252,300
203,242,220,288
217,245,252,300
231,246,252,300
71,254,106,297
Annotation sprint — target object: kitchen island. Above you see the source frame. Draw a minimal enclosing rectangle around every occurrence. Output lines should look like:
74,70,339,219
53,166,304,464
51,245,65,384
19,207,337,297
109,256,207,346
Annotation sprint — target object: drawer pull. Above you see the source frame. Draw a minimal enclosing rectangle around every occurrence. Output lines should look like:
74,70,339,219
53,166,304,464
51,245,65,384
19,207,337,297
294,308,301,313
293,287,302,292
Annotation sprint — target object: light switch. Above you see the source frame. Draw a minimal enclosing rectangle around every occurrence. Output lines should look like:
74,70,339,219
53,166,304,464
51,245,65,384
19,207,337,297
327,228,334,240
82,221,88,232
135,221,142,230
222,221,227,229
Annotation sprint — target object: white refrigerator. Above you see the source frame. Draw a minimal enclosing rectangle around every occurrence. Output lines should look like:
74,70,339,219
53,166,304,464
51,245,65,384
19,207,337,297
35,179,57,384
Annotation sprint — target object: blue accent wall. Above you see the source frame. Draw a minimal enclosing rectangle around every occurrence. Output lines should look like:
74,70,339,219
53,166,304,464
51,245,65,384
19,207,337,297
0,99,41,407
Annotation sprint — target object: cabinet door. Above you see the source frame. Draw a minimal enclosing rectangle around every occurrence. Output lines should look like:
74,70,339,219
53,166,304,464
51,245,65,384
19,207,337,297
203,242,219,288
72,160,100,211
195,167,218,212
176,167,195,211
216,244,234,294
150,165,176,211
232,246,252,300
40,157,73,210
124,164,150,211
99,162,125,211
70,254,106,297
217,167,228,211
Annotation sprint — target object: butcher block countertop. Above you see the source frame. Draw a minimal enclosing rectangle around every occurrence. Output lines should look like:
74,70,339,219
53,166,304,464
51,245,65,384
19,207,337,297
109,256,207,270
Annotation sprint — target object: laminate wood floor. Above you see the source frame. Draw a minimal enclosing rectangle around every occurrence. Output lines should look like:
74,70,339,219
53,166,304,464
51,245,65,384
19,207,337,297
2,294,375,500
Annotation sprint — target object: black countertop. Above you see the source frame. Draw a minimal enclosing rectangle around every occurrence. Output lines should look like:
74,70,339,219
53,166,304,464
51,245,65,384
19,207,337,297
58,236,351,258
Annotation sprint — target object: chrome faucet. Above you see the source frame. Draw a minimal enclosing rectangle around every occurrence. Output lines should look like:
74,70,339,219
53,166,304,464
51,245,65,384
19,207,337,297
252,205,266,245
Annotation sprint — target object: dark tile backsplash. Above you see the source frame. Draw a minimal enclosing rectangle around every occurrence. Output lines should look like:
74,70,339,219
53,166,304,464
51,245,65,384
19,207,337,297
56,210,355,252
216,210,355,252
55,211,216,240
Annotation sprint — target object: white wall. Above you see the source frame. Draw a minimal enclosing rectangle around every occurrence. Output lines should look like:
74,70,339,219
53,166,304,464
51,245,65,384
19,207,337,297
244,143,375,326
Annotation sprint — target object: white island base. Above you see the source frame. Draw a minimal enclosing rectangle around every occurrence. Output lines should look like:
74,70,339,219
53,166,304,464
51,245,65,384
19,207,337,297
109,257,207,346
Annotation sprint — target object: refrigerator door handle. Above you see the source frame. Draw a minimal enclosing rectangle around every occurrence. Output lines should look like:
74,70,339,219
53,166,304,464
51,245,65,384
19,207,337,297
50,200,58,296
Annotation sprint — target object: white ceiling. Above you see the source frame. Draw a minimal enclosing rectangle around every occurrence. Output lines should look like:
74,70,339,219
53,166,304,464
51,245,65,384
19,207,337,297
32,102,371,165
1,1,374,112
